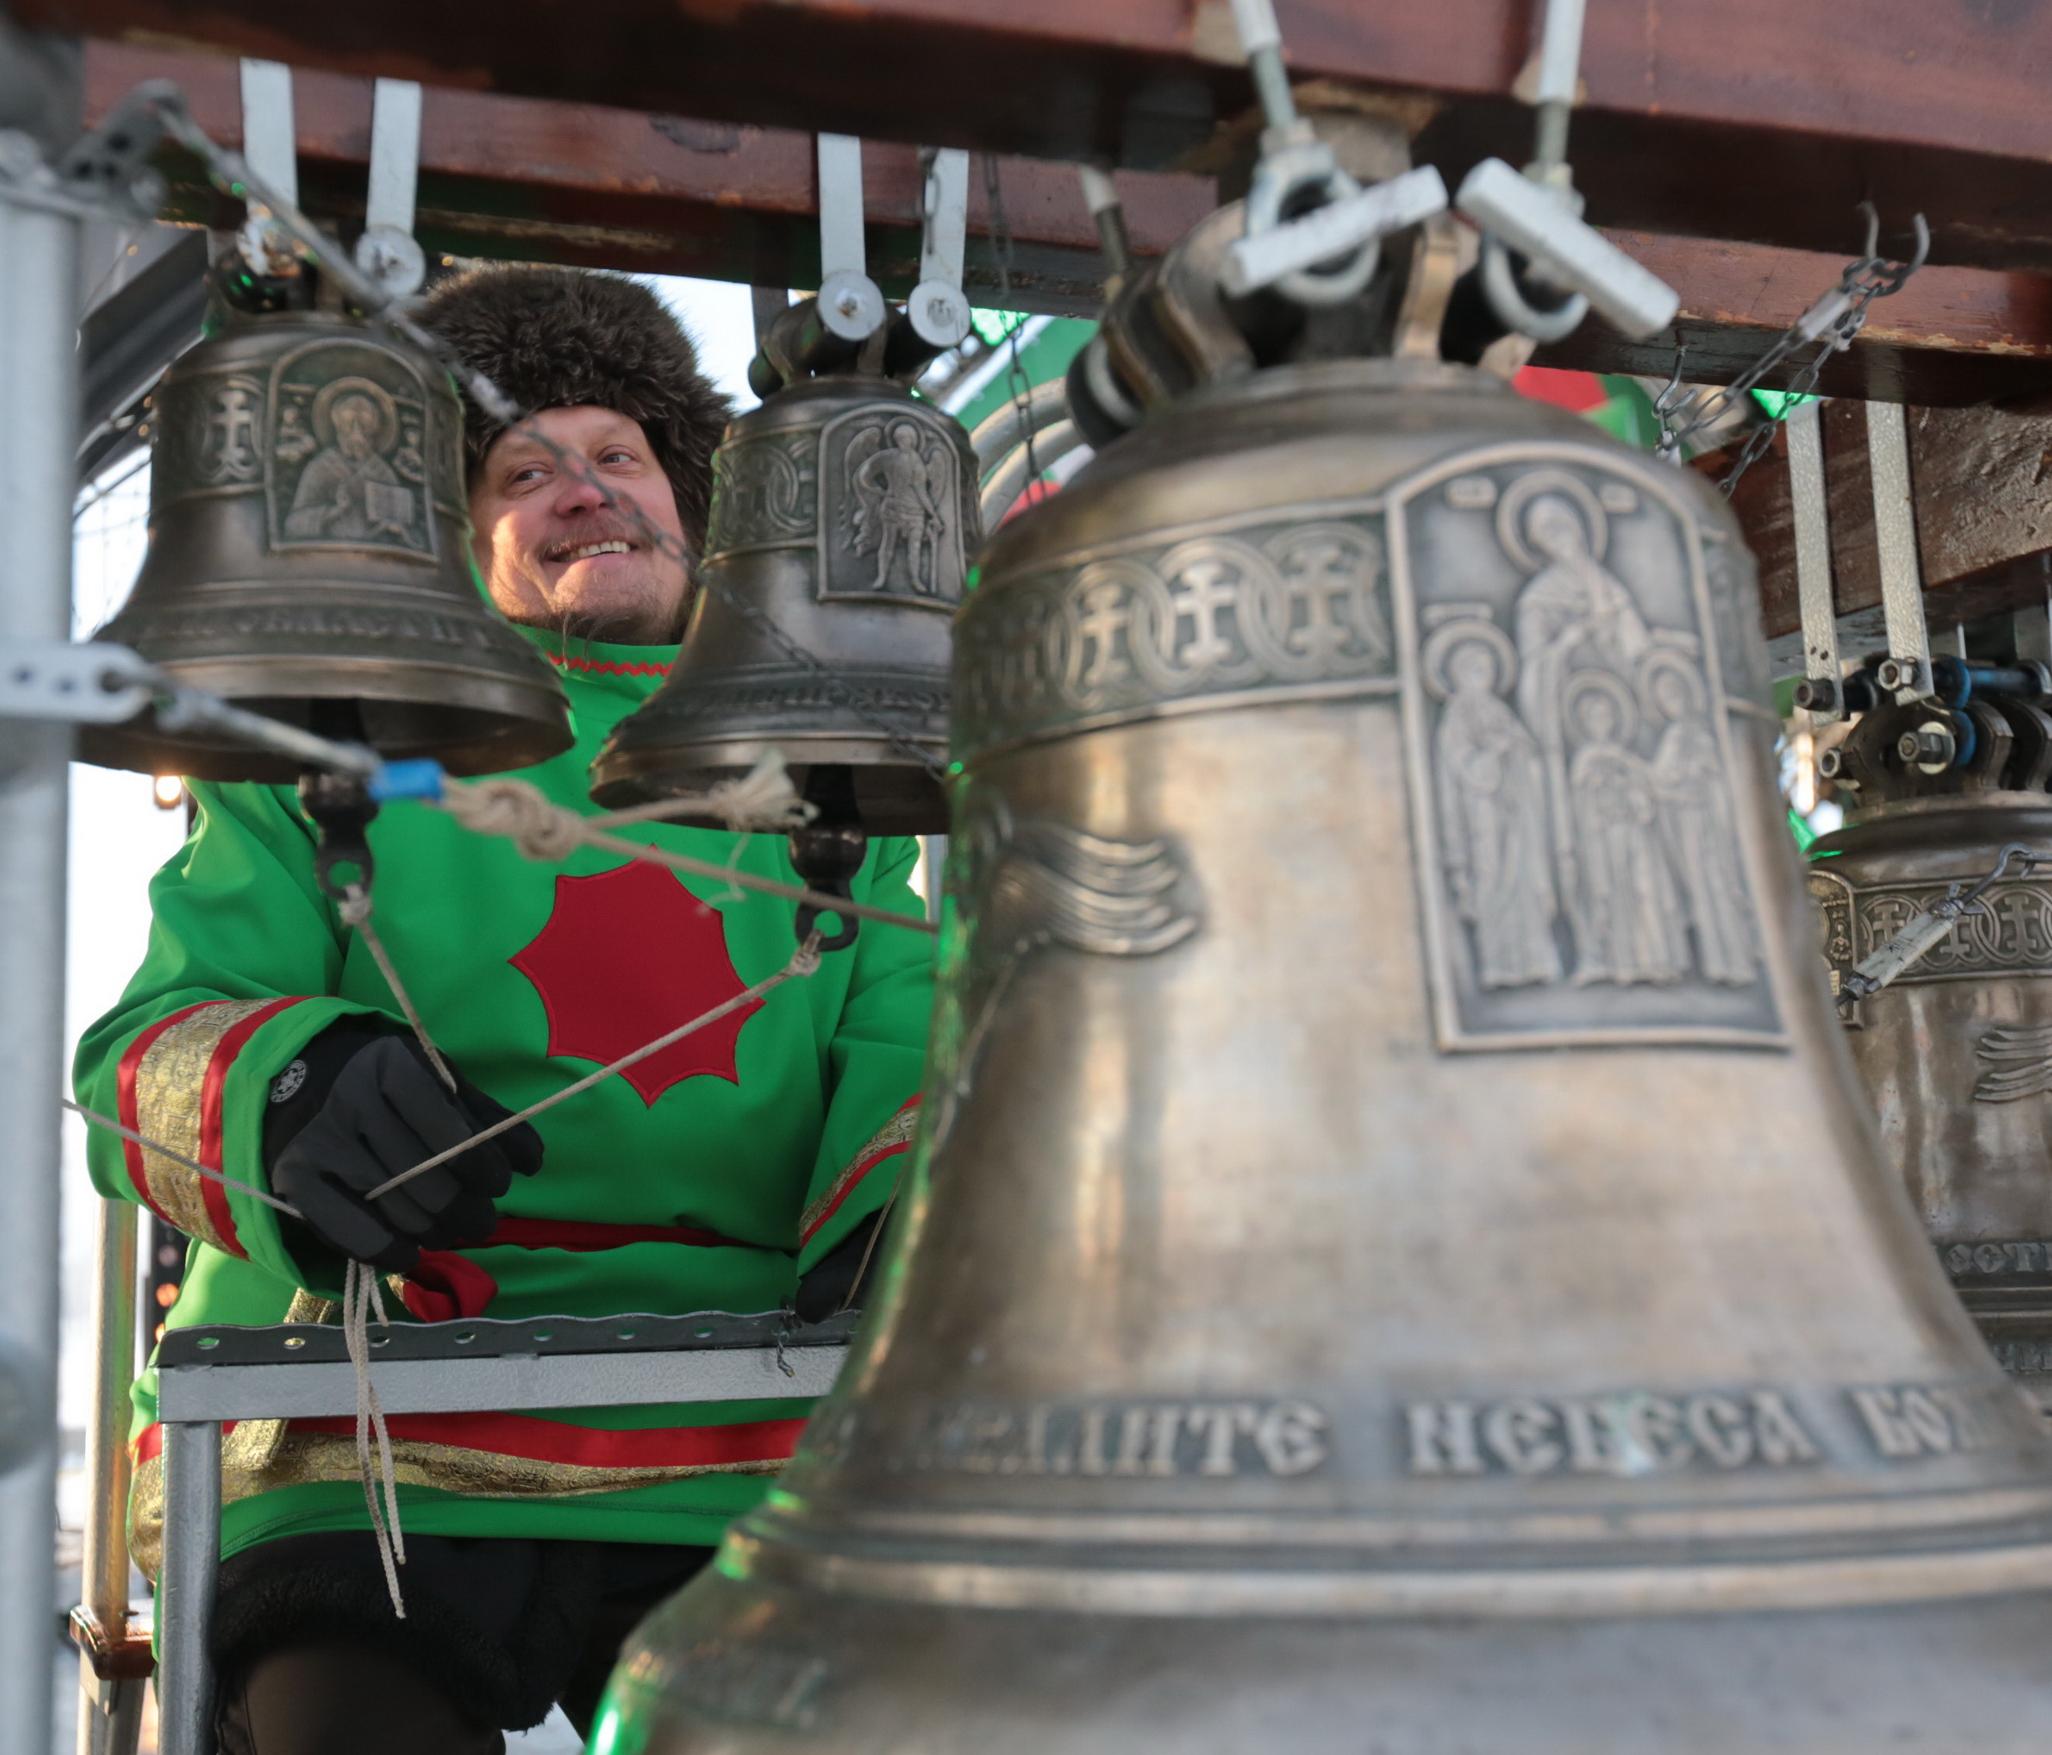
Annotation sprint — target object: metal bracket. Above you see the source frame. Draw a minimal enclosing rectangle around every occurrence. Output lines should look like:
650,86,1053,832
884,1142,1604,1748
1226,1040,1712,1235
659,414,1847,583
1786,398,1845,720
0,639,157,725
816,132,884,342
909,146,971,348
354,78,425,298
1866,399,1934,701
1455,157,1679,341
157,1309,856,1423
236,59,298,274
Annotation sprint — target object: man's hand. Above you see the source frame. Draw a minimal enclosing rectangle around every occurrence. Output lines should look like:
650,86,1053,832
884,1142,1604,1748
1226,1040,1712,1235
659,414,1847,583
268,1031,542,1275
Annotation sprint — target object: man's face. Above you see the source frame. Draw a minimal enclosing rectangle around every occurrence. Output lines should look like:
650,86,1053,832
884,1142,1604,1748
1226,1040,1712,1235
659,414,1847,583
469,406,693,646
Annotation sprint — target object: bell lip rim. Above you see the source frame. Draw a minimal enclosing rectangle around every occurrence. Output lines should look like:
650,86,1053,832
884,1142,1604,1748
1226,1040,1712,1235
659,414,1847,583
589,735,949,833
1814,790,2052,849
714,1506,2052,1620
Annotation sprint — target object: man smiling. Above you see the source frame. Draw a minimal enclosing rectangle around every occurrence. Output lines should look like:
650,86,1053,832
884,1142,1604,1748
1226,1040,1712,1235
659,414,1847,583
74,266,934,1751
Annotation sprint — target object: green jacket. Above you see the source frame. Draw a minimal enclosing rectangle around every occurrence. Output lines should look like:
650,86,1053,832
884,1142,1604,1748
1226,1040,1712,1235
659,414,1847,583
73,628,934,1576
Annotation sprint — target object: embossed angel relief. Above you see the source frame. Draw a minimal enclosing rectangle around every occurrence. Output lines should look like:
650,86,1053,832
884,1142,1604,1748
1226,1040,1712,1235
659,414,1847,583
1403,461,1778,1047
846,418,952,596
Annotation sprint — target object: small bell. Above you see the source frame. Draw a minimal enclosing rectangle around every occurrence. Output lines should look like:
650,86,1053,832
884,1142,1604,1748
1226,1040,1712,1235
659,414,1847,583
79,300,571,781
1810,675,2052,1413
587,336,976,837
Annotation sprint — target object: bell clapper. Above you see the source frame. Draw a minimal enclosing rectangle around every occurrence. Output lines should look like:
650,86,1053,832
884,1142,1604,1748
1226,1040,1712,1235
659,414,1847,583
788,765,867,953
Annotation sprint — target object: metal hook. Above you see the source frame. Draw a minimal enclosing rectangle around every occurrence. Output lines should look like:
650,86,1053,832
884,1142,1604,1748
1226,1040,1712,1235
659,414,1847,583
1853,202,1930,294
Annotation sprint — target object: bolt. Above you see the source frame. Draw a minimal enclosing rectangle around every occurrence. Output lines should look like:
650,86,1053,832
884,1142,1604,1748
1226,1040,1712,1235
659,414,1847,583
1897,721,1957,772
1793,677,1840,713
834,290,862,318
1818,748,1846,780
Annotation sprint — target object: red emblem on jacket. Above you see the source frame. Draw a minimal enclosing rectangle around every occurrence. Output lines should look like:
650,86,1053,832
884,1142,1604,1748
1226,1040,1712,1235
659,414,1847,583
509,861,763,1105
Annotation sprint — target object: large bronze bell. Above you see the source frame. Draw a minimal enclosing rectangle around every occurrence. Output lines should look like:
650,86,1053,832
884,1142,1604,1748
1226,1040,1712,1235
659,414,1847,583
1810,689,2052,1413
80,304,571,780
588,372,976,835
605,360,2052,1750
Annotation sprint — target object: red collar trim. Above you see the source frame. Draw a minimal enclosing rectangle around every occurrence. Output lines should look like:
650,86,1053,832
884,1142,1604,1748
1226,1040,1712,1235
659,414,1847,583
539,650,673,678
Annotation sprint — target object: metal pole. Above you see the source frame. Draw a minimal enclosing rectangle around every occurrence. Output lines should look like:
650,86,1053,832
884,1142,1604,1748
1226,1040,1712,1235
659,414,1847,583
0,117,84,1755
74,1198,141,1755
156,1421,222,1755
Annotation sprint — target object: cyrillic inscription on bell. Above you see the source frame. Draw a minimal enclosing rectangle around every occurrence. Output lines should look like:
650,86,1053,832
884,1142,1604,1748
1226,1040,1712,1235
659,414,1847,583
605,361,2052,1752
590,377,973,832
81,308,570,781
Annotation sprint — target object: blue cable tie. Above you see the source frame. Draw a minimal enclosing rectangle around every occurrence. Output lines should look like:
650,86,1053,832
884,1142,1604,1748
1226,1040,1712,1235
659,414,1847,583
369,759,446,803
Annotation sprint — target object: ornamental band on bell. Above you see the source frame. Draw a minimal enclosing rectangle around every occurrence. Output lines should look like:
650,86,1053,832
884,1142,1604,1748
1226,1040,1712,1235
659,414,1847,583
1394,449,1781,1050
161,337,443,560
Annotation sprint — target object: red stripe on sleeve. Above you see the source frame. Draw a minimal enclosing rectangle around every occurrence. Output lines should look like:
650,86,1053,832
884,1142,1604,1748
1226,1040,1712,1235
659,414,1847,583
195,998,303,1259
114,1001,217,1224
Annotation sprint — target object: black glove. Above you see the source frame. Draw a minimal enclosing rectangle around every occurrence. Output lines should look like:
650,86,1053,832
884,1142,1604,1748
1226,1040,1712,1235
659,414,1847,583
266,1025,542,1276
793,1212,883,1323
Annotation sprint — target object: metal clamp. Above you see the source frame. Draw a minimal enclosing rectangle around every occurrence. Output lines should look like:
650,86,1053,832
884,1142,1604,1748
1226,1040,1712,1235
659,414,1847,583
816,132,885,342
909,147,971,349
1840,844,2043,1005
1223,165,1449,301
1223,0,1390,307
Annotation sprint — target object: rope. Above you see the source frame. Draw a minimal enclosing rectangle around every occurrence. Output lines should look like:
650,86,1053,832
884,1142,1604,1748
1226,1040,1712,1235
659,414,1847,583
337,885,458,1094
440,777,938,938
342,1260,407,1617
329,882,458,1611
60,1099,303,1219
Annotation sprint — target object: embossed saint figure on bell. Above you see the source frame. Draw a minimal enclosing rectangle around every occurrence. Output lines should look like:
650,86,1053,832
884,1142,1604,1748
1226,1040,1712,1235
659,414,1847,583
1428,621,1560,989
1646,651,1760,985
282,379,414,544
1564,671,1689,985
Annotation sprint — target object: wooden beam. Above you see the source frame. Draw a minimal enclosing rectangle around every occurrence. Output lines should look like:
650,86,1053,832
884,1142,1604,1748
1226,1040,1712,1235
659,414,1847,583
89,45,2052,403
1537,232,2052,409
81,43,1211,315
30,0,2052,270
1720,404,2052,673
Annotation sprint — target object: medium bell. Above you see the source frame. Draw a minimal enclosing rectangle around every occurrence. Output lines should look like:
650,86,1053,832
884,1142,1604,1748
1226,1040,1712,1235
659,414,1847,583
587,369,975,835
79,304,571,781
1809,682,2052,1413
605,359,2052,1750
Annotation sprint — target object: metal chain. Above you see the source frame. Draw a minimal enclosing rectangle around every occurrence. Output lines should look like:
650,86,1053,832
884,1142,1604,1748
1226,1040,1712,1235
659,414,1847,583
1655,208,1928,496
149,92,945,779
980,153,1042,505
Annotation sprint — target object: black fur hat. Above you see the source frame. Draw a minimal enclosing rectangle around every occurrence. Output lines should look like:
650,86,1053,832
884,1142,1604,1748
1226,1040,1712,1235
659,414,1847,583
418,264,733,547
